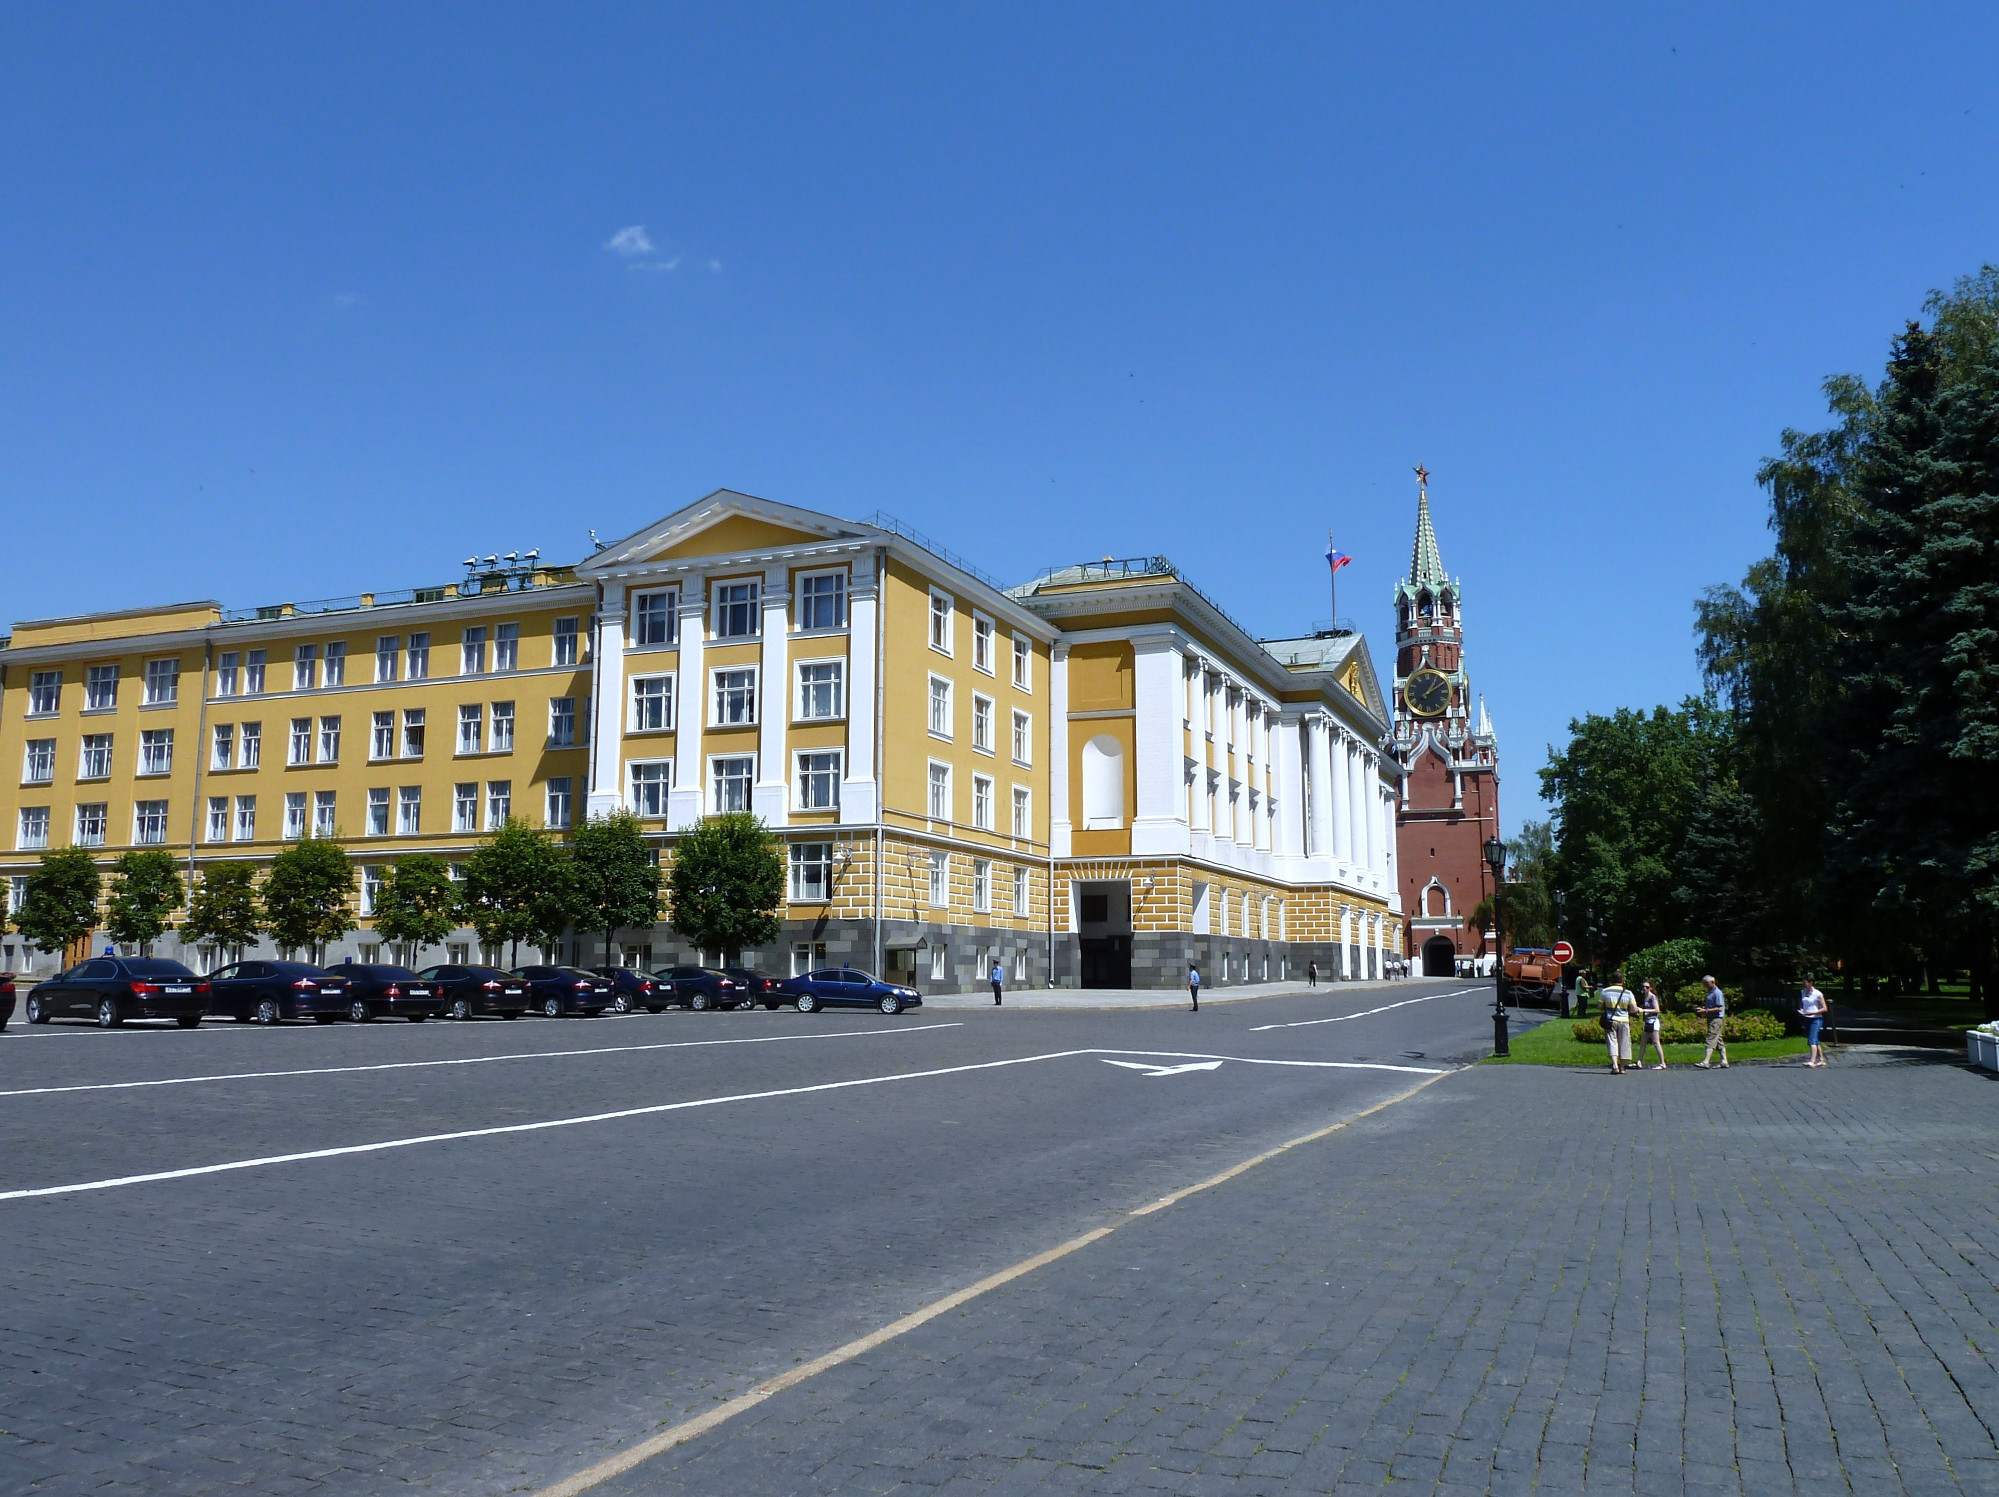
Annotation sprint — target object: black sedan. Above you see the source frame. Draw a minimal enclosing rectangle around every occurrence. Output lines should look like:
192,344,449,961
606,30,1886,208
204,960,351,1024
778,968,923,1015
723,967,786,1009
0,972,15,1031
589,967,669,1013
326,962,445,1022
513,966,612,1017
416,964,529,1020
23,957,210,1027
652,965,749,1011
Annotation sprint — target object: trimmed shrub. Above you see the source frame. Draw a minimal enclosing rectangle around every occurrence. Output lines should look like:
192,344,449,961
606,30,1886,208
1572,1020,1605,1044
1624,939,1717,1005
1725,1010,1786,1042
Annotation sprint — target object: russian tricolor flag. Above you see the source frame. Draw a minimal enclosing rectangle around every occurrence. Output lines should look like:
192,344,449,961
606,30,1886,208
1326,545,1352,574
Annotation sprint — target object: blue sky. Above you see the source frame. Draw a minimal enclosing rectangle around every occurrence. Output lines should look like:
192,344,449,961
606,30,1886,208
3,5,1994,834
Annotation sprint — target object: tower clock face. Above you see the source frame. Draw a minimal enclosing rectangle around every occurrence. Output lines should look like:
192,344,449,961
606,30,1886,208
1404,669,1451,717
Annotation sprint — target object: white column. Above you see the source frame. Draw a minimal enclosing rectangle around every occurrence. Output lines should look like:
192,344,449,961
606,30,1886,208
841,562,879,824
1049,642,1072,857
1330,731,1352,865
753,565,791,826
1188,666,1211,843
667,579,706,830
1272,713,1304,863
1306,717,1334,864
1132,634,1189,856
1347,739,1368,875
1381,784,1400,908
587,583,627,817
1358,750,1378,878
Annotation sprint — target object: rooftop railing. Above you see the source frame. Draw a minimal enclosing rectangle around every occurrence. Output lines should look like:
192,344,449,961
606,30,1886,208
856,510,1009,593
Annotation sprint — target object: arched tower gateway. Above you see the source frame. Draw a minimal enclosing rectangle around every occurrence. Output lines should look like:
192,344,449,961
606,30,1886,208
1390,471,1500,976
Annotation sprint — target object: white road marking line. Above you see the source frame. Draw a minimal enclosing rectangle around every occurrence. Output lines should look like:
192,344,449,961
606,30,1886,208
1102,1059,1225,1076
0,1024,966,1100
0,1048,1447,1203
1249,986,1487,1031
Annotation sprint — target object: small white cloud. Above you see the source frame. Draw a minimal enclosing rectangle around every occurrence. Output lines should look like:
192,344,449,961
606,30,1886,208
707,259,722,273
605,225,655,257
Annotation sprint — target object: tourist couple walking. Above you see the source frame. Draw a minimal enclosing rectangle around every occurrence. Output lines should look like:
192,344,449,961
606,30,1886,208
1595,972,1737,1073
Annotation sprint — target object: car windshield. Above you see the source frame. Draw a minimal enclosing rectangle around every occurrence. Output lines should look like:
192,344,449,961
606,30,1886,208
357,966,418,979
465,967,513,981
126,959,195,977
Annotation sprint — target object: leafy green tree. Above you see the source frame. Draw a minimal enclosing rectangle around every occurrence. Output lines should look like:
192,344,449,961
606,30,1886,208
463,818,568,966
570,810,660,965
667,812,784,963
11,845,102,960
263,835,357,960
370,855,461,960
181,862,263,956
1463,819,1557,954
104,849,185,956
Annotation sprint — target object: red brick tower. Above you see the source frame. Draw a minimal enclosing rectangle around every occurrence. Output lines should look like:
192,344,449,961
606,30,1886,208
1390,471,1501,976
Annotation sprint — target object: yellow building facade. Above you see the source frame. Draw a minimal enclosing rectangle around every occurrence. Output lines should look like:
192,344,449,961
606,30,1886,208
0,491,1397,989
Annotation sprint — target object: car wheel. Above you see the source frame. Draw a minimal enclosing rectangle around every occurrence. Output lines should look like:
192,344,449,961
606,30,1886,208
878,994,902,1015
256,998,280,1025
176,1014,202,1028
795,993,818,1013
690,992,711,1011
543,996,563,1018
24,994,47,1024
611,993,632,1014
451,998,472,1021
97,999,121,1028
407,1012,427,1023
350,999,371,1023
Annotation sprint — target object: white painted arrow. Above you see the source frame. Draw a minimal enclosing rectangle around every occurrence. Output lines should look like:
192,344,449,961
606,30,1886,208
1101,1059,1226,1078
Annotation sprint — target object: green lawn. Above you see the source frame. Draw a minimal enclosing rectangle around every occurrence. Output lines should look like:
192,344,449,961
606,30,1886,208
1487,1016,1810,1067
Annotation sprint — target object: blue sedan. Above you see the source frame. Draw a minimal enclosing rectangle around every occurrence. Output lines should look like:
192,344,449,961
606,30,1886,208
777,968,923,1015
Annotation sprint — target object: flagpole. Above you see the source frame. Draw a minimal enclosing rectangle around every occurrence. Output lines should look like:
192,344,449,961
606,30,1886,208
1328,529,1337,627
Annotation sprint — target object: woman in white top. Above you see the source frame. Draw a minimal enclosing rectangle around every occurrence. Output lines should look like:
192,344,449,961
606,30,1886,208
1639,981,1667,1070
1799,977,1829,1067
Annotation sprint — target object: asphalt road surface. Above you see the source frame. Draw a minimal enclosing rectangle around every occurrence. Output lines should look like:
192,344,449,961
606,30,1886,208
0,979,1497,1495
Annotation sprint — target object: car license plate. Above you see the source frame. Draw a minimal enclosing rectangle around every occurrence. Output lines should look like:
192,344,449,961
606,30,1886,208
165,985,190,993
409,987,429,997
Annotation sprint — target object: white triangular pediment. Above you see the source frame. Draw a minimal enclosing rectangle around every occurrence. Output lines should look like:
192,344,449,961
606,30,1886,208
576,489,873,575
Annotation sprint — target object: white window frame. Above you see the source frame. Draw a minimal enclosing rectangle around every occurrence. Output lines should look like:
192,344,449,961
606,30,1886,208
486,780,512,829
928,589,954,655
217,652,240,697
133,800,169,846
75,802,108,848
234,795,256,841
490,701,515,753
360,866,384,918
397,786,421,836
788,842,834,903
288,718,312,766
457,703,484,755
631,589,679,648
1013,866,1030,916
139,728,174,776
793,659,845,722
710,666,759,727
1012,709,1032,766
78,733,113,780
17,806,50,851
493,622,519,673
548,697,577,747
972,773,994,831
1012,634,1031,689
28,670,61,715
928,674,953,739
85,665,117,712
401,708,426,759
452,783,476,833
22,739,55,784
239,723,261,770
317,715,340,764
972,858,991,913
370,711,394,760
627,759,673,818
708,755,754,814
794,568,848,632
928,851,949,908
461,626,488,676
710,579,761,640
292,645,316,692
1012,784,1031,839
927,759,952,822
143,658,180,705
283,791,307,840
313,790,337,838
630,673,676,732
321,642,345,688
375,636,399,683
971,693,995,754
795,750,842,811
205,797,228,844
971,613,995,675
368,787,392,837
406,634,430,680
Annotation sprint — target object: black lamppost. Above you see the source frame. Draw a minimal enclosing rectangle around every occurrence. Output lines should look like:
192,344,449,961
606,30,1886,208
1485,835,1509,1057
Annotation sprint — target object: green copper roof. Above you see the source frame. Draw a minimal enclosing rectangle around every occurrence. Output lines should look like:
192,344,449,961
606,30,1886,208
1409,486,1446,588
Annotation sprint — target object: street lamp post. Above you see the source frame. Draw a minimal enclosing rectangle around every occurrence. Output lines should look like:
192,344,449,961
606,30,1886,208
1484,835,1509,1057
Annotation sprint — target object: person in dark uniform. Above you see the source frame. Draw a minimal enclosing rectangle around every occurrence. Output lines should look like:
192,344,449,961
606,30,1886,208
1307,960,1318,988
990,957,1004,1006
1188,963,1201,1012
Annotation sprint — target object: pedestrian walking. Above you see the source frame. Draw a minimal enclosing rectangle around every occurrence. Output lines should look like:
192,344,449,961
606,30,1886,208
990,957,1005,1007
1639,980,1667,1070
1799,975,1829,1067
1598,970,1636,1074
1307,959,1318,988
1695,975,1730,1068
1188,963,1201,1011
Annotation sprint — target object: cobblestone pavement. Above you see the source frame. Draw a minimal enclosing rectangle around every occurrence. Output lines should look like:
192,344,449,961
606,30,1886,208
601,1052,1999,1497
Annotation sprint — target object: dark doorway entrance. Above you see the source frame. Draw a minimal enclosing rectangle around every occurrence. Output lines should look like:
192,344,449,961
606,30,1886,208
1076,880,1132,988
1422,936,1456,977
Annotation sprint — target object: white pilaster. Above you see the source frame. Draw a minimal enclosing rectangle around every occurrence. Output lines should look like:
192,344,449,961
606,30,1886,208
1272,712,1304,863
587,583,627,818
753,566,791,826
841,563,880,825
1049,642,1072,857
1131,634,1190,856
1306,716,1334,863
1330,730,1352,866
667,579,706,830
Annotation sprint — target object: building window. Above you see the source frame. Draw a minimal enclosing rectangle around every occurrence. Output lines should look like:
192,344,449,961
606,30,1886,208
548,697,577,747
293,645,317,691
244,649,267,694
318,716,341,764
930,945,948,981
797,572,846,631
494,622,519,673
29,670,61,715
1013,635,1030,689
791,941,829,976
1013,866,1030,915
283,792,308,840
796,751,841,810
972,615,994,674
552,617,579,666
240,723,261,769
28,670,61,716
710,756,753,813
289,718,312,766
545,776,574,829
928,851,949,908
712,668,757,726
490,701,515,752
457,703,483,754
22,739,55,784
928,590,953,653
76,803,108,848
712,580,760,638
407,633,430,680
789,842,833,902
217,652,240,697
928,762,951,820
322,642,345,687
972,774,994,830
796,661,843,720
457,626,486,676
360,866,383,918
972,694,994,753
205,798,228,844
928,676,952,737
629,761,672,818
1012,785,1031,839
235,795,256,841
632,590,677,646
972,859,991,912
371,711,394,759
397,786,421,835
375,636,399,683
631,675,675,732
486,780,512,829
78,734,113,780
139,729,174,776
211,723,234,771
369,787,392,836
86,665,118,711
452,783,476,833
144,658,180,705
401,708,426,758
133,801,169,846
17,807,49,851
1012,710,1031,766
313,791,337,837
